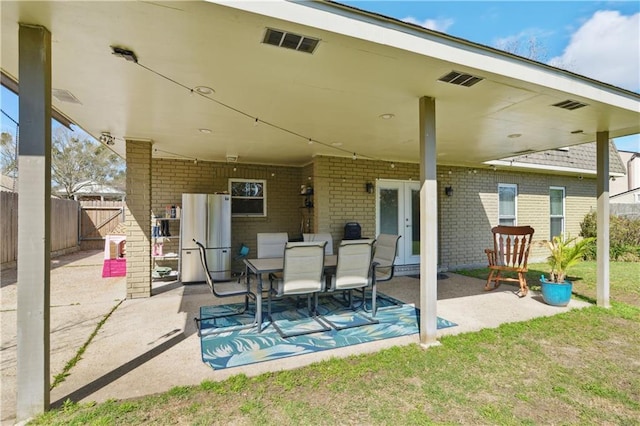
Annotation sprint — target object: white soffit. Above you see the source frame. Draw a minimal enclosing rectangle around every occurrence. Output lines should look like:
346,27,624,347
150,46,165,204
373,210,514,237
212,0,639,111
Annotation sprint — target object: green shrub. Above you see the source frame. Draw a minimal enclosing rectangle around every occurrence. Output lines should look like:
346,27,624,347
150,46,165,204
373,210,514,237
579,211,640,261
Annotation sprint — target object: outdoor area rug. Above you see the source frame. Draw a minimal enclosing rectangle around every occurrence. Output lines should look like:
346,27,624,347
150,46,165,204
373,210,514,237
198,292,457,370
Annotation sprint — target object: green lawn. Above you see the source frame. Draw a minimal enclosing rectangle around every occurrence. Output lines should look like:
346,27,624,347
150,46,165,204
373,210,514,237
31,262,640,425
456,261,640,307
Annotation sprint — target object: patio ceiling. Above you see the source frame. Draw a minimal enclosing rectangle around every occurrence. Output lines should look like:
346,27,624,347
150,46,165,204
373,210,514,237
1,0,639,168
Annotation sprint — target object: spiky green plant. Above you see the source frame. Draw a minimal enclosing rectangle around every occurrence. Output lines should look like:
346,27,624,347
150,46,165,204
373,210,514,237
546,234,596,283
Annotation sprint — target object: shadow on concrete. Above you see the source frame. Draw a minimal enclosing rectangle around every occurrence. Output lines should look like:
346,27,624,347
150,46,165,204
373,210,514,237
51,331,187,408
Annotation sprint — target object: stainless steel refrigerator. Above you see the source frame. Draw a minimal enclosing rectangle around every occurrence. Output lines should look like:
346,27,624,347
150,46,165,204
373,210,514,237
180,193,232,283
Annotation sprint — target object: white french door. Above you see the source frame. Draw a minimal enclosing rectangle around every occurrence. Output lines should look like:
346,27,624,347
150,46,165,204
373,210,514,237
376,179,421,265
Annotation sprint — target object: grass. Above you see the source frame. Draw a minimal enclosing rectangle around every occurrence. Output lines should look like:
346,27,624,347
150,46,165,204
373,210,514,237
30,262,640,425
456,261,640,306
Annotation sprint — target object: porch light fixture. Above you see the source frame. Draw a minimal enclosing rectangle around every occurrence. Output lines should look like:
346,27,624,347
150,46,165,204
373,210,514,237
507,133,522,139
199,128,212,134
365,182,374,193
379,113,394,120
444,186,453,197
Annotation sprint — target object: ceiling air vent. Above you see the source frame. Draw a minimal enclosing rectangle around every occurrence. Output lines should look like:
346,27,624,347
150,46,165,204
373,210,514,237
262,28,319,54
552,99,588,111
438,71,483,87
52,88,82,104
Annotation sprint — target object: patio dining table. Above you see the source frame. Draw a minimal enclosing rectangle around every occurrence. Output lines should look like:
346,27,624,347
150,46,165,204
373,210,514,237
243,255,337,332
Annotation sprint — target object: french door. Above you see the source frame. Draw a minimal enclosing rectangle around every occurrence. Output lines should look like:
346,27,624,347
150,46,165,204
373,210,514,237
376,180,421,265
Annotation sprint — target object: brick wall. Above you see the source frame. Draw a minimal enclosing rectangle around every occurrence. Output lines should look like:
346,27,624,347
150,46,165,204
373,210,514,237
438,167,596,269
313,156,596,270
125,140,152,298
151,159,304,273
313,155,419,248
148,155,597,281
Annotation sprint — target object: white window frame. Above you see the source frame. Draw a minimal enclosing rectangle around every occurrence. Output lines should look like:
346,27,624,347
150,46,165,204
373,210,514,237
549,186,565,239
498,183,517,226
229,178,267,217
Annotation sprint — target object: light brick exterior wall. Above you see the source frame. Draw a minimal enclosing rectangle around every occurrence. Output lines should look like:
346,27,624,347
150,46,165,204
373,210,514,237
125,140,152,298
438,168,596,269
145,155,597,284
313,156,419,248
151,159,303,274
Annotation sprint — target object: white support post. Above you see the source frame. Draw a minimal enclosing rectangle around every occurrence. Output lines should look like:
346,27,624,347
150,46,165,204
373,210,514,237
596,132,610,308
419,96,439,347
16,24,52,421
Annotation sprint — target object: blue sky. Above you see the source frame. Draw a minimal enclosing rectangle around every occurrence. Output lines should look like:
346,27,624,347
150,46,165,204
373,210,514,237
1,1,639,151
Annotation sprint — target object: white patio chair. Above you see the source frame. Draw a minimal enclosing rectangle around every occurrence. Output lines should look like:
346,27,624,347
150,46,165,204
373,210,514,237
257,232,289,258
268,241,331,338
356,234,401,314
303,233,334,255
325,239,379,329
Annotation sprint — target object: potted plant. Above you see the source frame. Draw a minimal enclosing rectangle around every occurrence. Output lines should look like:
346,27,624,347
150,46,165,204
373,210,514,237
540,234,595,306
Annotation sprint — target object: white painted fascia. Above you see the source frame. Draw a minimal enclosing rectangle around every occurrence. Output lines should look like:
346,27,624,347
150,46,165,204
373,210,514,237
208,0,640,113
484,159,626,177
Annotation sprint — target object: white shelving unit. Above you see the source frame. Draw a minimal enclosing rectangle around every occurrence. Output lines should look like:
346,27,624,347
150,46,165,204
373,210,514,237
152,217,181,280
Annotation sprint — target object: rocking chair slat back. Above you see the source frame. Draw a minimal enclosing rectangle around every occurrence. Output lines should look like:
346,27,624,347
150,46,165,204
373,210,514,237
484,225,535,296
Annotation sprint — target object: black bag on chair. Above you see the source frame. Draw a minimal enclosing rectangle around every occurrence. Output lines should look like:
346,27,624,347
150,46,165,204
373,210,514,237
344,222,361,240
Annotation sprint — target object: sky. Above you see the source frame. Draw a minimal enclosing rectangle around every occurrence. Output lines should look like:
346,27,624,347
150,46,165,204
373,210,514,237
1,1,639,151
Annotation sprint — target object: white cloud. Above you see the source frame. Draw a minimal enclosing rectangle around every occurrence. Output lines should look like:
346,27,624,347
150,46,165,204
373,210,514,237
549,10,639,93
402,16,454,33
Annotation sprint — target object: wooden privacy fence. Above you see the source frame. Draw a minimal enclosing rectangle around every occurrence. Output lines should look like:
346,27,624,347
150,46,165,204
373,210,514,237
1,192,79,267
79,200,125,250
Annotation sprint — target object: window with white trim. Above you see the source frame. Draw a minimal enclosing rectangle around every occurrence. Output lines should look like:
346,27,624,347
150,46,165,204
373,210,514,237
498,183,517,226
229,179,267,217
550,186,565,239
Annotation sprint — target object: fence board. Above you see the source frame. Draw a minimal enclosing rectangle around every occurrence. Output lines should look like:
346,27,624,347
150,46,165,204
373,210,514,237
1,193,80,266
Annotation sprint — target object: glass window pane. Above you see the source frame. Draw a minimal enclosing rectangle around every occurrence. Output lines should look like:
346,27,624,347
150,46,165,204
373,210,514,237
550,189,563,216
232,198,264,215
380,189,399,235
499,186,516,216
550,217,563,239
499,218,515,226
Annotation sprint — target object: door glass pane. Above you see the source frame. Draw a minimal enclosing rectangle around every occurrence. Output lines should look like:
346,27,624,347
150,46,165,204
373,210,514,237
380,188,399,235
411,189,420,255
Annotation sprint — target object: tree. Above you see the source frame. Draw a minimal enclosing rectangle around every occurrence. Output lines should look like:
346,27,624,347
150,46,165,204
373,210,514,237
495,36,573,71
51,127,125,198
0,131,18,178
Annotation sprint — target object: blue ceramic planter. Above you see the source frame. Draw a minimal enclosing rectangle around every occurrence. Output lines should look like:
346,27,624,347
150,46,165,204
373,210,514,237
540,276,572,306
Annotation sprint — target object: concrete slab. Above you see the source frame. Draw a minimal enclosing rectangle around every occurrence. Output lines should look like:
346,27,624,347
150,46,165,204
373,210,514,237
1,252,590,425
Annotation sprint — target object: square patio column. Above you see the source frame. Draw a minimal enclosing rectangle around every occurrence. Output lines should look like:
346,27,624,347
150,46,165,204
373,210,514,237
125,139,153,298
596,131,610,307
419,96,439,346
16,23,52,421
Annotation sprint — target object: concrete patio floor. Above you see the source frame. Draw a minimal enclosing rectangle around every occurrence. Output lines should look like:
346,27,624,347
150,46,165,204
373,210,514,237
1,250,590,425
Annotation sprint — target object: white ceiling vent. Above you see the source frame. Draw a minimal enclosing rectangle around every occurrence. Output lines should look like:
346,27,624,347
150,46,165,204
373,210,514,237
552,100,588,111
262,28,319,54
52,88,82,104
438,71,483,87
